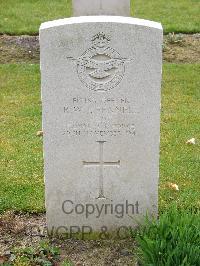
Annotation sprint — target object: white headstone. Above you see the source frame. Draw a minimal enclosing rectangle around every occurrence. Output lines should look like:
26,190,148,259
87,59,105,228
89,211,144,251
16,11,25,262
73,0,130,17
40,16,163,234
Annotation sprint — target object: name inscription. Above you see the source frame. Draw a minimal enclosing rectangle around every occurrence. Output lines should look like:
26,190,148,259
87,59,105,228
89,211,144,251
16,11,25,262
63,96,138,114
62,96,138,138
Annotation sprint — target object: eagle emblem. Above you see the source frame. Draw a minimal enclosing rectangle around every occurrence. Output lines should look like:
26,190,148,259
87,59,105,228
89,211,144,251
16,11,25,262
68,32,131,91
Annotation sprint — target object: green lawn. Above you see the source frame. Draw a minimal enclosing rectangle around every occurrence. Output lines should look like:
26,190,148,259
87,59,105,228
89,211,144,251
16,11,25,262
0,0,71,35
134,0,200,33
160,64,200,211
0,0,199,34
0,64,199,213
0,64,44,213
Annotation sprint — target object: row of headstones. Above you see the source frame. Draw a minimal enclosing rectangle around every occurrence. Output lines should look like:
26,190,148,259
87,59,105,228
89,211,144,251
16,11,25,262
40,0,163,233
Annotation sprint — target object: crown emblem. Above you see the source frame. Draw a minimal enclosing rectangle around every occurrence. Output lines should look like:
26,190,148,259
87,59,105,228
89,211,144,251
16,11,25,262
92,32,110,48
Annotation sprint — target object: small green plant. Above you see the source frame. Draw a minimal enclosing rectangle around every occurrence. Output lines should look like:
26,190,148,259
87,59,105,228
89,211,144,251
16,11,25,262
60,260,74,266
167,32,183,44
134,206,200,266
14,256,31,266
2,241,73,265
10,241,61,266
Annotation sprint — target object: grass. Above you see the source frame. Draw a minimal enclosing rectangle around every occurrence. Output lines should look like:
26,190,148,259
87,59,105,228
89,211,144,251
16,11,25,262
0,0,72,35
0,63,199,213
0,64,44,213
134,0,200,33
160,64,200,211
134,206,200,265
0,0,199,34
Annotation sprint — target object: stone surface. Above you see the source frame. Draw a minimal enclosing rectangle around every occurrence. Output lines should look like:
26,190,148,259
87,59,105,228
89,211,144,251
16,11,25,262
73,0,130,16
40,16,163,233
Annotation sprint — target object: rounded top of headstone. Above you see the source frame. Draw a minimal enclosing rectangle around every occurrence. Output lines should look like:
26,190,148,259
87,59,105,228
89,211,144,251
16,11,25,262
40,16,162,32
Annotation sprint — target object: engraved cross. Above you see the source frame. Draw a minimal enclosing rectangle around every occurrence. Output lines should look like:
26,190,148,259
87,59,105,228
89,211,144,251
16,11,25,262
83,141,120,199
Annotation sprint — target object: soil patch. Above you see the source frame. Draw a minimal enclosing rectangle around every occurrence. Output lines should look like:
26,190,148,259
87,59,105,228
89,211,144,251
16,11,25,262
0,34,200,64
163,33,200,63
0,212,137,266
0,35,39,64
